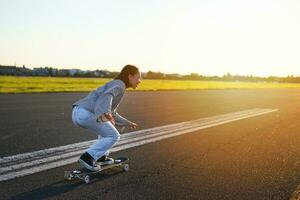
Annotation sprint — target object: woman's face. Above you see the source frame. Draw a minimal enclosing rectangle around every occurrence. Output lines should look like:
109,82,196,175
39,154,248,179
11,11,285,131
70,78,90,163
128,72,141,89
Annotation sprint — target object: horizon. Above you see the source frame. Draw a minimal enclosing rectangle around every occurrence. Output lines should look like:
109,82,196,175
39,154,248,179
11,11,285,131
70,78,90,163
1,0,300,77
2,64,299,78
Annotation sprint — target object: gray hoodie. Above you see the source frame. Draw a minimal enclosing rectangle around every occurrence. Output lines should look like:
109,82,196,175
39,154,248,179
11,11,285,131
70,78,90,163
72,79,132,126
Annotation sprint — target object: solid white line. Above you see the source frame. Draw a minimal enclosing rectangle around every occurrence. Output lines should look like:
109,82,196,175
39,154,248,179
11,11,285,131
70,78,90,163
0,108,264,165
0,110,259,174
0,108,278,181
1,109,262,173
0,108,270,172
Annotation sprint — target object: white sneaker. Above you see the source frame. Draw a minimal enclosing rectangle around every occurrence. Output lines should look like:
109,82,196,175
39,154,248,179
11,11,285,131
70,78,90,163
96,155,114,165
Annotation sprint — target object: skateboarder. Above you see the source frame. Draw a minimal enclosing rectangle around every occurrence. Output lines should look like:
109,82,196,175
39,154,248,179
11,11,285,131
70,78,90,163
71,65,140,171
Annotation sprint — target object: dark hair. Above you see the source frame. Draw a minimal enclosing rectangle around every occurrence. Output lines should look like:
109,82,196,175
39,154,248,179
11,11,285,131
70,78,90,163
114,64,139,87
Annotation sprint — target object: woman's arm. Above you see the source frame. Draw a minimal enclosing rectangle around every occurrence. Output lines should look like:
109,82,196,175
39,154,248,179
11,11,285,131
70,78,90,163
113,111,132,126
113,111,138,129
94,84,122,120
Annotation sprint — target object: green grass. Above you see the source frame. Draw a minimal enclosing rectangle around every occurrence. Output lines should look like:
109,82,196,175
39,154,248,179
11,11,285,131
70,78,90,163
0,76,300,93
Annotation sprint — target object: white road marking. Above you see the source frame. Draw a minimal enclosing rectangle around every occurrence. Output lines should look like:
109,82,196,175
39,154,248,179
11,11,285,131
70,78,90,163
0,108,277,181
0,108,264,165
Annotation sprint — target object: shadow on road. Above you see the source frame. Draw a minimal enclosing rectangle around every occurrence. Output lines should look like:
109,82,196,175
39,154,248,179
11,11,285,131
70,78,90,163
9,170,124,200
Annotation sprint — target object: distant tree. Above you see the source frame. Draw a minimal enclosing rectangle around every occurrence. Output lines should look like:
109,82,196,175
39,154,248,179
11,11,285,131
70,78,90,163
146,71,165,79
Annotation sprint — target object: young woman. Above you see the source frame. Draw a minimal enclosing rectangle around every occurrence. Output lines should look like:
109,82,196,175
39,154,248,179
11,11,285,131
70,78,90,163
71,65,141,171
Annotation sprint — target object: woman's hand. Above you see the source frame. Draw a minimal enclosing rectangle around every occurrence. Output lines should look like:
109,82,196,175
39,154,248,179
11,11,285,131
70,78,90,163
106,114,115,125
128,122,138,129
97,113,115,125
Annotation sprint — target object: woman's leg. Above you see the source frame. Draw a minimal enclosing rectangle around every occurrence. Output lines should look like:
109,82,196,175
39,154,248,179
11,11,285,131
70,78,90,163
85,123,120,160
72,106,120,161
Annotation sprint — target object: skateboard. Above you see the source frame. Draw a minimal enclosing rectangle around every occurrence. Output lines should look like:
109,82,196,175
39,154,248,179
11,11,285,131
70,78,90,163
64,157,129,184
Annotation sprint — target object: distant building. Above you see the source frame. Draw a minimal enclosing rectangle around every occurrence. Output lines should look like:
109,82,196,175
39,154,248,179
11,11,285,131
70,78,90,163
69,69,78,76
33,67,49,76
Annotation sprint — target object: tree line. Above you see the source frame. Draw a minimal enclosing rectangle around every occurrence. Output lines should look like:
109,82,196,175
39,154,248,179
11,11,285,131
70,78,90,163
1,65,300,83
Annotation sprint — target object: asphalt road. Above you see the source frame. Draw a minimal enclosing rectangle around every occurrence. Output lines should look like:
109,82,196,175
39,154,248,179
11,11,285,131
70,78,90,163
0,89,300,200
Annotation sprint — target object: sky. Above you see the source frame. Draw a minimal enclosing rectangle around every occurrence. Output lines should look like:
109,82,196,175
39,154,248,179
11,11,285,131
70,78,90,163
0,0,300,77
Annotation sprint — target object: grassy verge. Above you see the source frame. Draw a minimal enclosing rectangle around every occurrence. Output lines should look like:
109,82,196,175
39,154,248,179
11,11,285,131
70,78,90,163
1,76,300,93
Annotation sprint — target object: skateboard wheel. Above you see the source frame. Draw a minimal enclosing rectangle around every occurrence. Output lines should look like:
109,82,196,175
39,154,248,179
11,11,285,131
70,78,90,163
123,164,129,172
84,175,90,184
64,171,71,180
67,175,73,181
